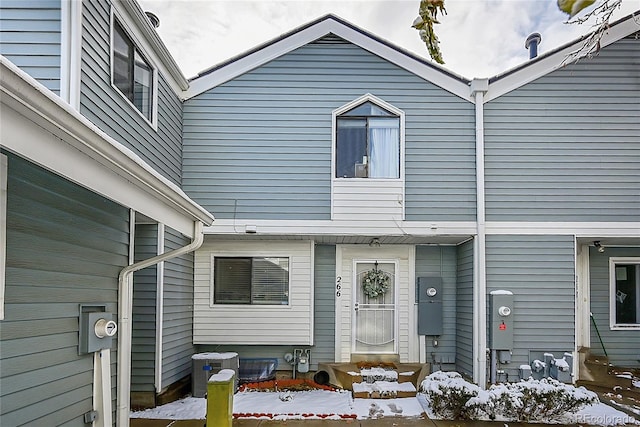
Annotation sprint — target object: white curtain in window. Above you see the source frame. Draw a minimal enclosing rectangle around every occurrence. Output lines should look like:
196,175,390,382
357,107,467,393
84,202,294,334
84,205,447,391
369,119,399,178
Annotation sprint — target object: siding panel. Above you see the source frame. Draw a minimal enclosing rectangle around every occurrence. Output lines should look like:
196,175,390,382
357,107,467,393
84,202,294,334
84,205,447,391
183,37,475,221
0,0,61,93
193,240,314,345
456,239,474,378
313,244,336,367
80,0,183,185
161,228,195,389
485,235,576,379
415,246,457,368
131,224,158,393
485,37,640,221
0,153,128,426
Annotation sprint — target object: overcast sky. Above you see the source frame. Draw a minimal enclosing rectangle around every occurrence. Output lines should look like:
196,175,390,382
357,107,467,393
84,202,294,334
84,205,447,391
137,0,638,80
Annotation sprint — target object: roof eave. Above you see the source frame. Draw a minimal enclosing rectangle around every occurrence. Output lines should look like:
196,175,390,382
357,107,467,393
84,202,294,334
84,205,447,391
0,56,214,236
184,14,472,102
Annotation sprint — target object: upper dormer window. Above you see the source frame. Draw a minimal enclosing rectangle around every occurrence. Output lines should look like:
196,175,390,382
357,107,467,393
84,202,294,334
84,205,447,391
112,18,154,122
336,101,400,179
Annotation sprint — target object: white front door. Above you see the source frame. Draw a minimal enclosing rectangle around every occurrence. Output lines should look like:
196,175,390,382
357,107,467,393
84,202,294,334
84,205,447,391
352,260,398,354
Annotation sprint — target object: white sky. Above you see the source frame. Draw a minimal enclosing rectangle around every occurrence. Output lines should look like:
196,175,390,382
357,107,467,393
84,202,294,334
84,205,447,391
137,0,639,80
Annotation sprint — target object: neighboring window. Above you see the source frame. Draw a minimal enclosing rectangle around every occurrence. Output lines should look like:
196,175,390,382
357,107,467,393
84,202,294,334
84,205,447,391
112,18,154,121
0,154,7,320
610,258,640,328
214,257,289,305
336,101,400,179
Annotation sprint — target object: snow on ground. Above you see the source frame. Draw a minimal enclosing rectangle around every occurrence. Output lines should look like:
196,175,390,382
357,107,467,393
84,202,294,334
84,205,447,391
131,390,638,425
572,402,640,426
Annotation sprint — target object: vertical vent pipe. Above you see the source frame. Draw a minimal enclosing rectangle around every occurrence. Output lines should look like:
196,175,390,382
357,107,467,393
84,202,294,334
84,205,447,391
525,33,542,59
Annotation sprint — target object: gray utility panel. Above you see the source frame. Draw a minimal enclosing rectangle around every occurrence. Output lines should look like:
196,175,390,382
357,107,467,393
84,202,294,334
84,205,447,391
417,277,443,336
489,291,514,350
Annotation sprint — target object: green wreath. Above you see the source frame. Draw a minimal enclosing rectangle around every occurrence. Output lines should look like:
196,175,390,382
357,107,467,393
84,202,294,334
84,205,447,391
362,268,390,298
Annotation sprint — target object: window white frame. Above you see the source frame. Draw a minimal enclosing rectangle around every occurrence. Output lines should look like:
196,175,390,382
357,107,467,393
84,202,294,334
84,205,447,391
609,257,640,330
211,255,291,306
0,154,7,320
110,8,158,128
332,94,405,181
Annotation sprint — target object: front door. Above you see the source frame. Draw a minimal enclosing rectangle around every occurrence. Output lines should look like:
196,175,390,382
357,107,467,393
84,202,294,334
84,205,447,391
352,260,397,354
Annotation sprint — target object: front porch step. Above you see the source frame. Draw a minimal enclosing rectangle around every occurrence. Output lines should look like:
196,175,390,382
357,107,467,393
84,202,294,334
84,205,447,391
315,361,430,399
352,380,417,399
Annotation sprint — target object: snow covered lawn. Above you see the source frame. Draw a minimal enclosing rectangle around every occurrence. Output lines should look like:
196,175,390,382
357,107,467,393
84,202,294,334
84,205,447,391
130,390,638,425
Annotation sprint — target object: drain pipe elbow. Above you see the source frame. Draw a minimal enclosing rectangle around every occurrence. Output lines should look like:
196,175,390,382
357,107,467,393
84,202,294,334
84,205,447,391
117,221,205,427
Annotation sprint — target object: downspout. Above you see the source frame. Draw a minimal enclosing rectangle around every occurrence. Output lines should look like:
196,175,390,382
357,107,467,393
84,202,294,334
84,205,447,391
471,78,489,388
117,219,205,427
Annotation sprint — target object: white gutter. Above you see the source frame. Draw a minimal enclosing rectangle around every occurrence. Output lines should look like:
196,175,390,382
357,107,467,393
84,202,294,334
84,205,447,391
471,79,489,388
117,220,205,427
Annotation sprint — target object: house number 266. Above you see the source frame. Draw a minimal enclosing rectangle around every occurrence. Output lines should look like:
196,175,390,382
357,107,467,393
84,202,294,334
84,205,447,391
336,277,342,297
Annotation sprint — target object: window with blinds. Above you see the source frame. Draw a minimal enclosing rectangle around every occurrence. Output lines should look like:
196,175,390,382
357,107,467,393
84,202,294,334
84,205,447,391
214,257,289,305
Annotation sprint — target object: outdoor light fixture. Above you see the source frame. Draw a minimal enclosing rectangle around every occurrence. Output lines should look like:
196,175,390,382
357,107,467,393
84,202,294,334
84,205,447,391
369,238,381,247
593,241,605,253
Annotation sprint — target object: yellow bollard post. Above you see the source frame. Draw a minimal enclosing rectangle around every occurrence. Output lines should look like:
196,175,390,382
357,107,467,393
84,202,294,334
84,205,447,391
206,369,235,427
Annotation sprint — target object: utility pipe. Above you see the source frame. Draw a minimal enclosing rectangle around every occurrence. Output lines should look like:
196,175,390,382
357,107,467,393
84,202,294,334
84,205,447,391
117,220,205,427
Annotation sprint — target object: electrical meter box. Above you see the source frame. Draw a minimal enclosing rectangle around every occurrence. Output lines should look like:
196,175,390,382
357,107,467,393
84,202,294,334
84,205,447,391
489,290,514,350
417,277,443,336
79,304,117,355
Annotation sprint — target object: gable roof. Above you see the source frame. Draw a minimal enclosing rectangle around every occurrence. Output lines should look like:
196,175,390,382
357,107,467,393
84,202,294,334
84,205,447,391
483,10,639,102
183,14,473,102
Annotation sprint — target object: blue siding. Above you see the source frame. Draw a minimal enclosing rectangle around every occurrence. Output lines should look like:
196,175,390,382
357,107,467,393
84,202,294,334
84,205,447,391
486,235,576,379
485,36,640,222
183,36,476,221
80,0,184,185
456,239,474,378
416,245,458,368
0,152,129,426
313,244,336,366
160,228,195,389
131,224,158,394
0,0,61,94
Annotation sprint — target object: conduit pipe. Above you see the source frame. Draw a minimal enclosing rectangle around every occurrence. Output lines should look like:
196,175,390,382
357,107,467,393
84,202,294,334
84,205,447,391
117,220,205,427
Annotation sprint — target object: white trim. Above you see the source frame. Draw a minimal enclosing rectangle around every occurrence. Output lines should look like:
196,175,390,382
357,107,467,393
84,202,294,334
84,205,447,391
206,219,476,238
335,245,344,361
407,245,418,362
609,257,640,330
110,8,158,129
0,153,7,320
351,258,400,355
60,0,82,109
486,222,640,237
472,81,488,387
154,223,165,392
484,15,640,102
0,57,214,237
309,240,315,346
60,0,70,104
331,94,406,221
184,16,471,101
114,0,189,93
576,244,591,351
